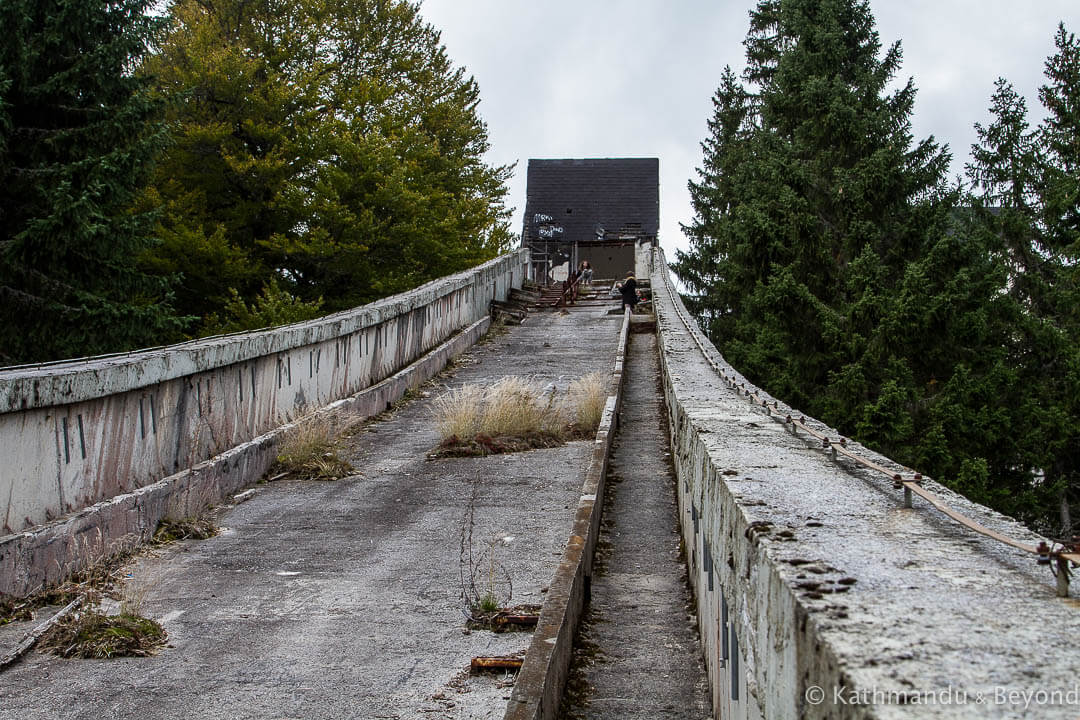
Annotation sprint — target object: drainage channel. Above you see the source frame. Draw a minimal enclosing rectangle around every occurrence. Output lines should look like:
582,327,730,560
558,328,712,719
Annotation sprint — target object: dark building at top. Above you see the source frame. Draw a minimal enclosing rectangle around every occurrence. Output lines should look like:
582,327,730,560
521,158,659,282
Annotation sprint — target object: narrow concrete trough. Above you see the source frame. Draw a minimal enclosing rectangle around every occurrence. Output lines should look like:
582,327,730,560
503,308,633,720
0,250,528,598
650,247,1080,719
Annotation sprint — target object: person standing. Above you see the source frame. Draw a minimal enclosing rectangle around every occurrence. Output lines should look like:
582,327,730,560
618,272,638,312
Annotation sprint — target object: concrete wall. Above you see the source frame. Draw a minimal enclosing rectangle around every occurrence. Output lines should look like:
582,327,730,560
0,250,527,596
650,247,1080,719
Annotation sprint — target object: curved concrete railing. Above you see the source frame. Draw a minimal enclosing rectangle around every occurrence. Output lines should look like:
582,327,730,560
0,249,527,596
650,247,1080,719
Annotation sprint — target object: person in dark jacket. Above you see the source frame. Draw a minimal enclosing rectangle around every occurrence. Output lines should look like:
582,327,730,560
618,272,638,312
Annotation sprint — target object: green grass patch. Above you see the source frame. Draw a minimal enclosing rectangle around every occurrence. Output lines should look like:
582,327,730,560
39,611,167,659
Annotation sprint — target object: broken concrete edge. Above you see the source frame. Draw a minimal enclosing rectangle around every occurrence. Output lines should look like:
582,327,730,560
0,249,528,413
0,317,491,599
503,309,631,720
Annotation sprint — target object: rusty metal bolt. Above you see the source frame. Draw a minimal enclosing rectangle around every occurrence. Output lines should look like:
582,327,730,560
840,438,847,447
892,473,903,489
822,437,830,448
785,415,793,424
913,473,923,485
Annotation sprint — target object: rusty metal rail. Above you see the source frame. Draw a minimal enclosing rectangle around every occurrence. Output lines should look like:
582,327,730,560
654,251,1079,598
553,273,582,308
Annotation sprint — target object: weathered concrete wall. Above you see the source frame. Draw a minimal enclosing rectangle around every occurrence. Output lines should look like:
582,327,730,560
634,238,655,280
0,250,526,595
651,247,1080,719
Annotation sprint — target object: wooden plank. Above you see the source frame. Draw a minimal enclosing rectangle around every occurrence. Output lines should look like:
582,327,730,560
0,596,83,672
470,656,523,673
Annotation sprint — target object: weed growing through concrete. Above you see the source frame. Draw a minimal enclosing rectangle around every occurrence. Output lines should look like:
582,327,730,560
2,534,169,662
3,533,143,624
271,413,355,480
566,372,607,437
433,374,610,456
459,474,513,622
38,610,166,659
479,376,564,438
475,589,500,615
153,515,218,545
435,384,486,440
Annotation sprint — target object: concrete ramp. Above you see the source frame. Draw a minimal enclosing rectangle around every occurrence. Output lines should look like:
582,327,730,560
0,303,627,720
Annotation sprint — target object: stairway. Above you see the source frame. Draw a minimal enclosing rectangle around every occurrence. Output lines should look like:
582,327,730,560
491,281,621,324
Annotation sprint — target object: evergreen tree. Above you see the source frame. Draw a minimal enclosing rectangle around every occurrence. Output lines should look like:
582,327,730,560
961,24,1080,532
1031,25,1080,532
678,0,955,408
0,0,184,364
1039,25,1080,264
673,66,751,336
141,0,513,331
676,0,1037,524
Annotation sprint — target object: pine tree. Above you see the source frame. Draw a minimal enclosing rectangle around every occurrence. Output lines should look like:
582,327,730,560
0,0,184,364
1039,25,1080,263
679,0,955,409
1031,25,1080,532
961,25,1080,532
673,66,751,337
677,0,1040,522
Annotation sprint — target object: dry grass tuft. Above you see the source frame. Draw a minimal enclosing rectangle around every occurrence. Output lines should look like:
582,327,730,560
1,535,145,626
1,535,168,660
479,377,565,439
567,372,607,436
271,414,354,480
433,374,612,456
153,516,218,545
39,610,167,659
433,384,486,440
433,377,567,456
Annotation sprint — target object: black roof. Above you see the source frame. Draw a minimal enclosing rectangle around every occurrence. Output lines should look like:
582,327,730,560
522,158,659,244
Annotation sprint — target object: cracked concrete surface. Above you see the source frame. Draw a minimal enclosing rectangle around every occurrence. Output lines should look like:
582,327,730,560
0,305,622,720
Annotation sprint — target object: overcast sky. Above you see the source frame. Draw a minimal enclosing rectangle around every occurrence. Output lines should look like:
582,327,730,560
418,0,1079,258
